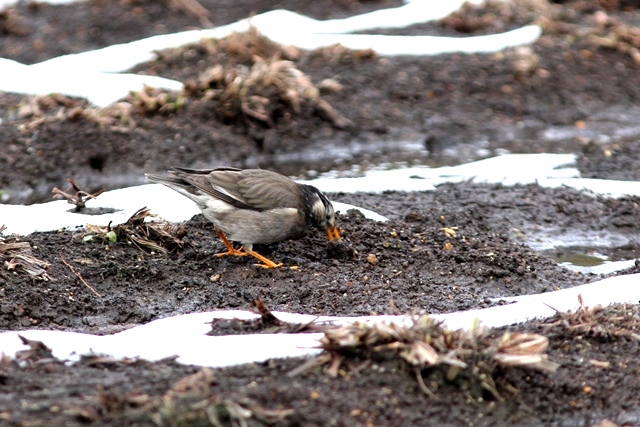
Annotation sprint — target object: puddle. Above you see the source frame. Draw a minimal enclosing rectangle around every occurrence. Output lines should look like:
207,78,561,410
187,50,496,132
551,248,609,267
525,227,640,274
246,104,640,182
8,101,640,205
246,136,438,179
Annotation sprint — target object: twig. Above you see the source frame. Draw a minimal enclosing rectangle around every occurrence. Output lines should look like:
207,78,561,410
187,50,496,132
415,367,437,399
52,177,104,211
60,253,101,297
168,0,212,27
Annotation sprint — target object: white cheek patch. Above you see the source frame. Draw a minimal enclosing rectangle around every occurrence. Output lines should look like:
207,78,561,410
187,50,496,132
311,199,325,216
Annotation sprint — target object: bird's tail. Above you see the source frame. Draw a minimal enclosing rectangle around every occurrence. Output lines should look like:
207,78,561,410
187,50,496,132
145,171,190,189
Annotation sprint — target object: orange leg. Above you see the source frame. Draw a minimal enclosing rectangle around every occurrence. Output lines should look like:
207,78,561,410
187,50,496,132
245,249,283,269
214,227,282,268
214,227,247,257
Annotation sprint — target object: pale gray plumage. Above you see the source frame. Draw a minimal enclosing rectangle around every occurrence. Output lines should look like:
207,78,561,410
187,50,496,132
146,167,340,268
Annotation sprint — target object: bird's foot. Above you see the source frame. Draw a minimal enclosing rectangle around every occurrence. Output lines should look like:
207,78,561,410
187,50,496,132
246,250,283,269
254,261,284,269
214,227,247,257
214,226,281,267
215,247,247,257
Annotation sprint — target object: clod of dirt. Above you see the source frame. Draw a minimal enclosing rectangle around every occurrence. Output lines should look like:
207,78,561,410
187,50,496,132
0,8,28,36
326,239,357,261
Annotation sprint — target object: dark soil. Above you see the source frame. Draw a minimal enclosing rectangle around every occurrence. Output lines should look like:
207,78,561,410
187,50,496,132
3,305,640,427
2,0,640,426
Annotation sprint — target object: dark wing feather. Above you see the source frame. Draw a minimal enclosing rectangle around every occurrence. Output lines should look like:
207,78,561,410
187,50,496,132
170,167,259,211
155,167,303,212
235,170,303,210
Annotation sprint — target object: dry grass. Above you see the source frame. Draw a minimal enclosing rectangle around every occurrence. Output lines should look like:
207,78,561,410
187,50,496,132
443,0,640,66
182,29,352,130
0,224,51,281
543,296,640,341
190,55,350,129
582,12,640,65
291,315,558,398
440,0,555,34
156,27,352,129
126,85,187,116
11,28,352,133
85,207,187,254
12,93,138,131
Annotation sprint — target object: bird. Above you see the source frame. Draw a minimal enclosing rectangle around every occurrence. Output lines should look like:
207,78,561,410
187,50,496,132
145,167,341,268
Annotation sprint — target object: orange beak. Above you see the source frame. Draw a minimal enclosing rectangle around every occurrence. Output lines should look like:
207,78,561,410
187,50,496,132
326,226,341,242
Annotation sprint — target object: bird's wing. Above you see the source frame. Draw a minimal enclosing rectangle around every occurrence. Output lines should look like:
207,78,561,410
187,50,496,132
170,167,258,211
234,170,302,211
169,168,302,212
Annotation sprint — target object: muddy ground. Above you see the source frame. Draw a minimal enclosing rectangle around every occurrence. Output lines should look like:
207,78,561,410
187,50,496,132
2,0,640,426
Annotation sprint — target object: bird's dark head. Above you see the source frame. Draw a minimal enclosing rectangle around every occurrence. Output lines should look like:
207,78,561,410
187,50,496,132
301,184,341,241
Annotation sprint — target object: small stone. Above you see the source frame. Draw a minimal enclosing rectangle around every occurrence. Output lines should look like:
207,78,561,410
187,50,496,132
366,253,378,266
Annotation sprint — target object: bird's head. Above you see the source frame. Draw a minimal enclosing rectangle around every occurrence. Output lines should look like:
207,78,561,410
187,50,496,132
302,185,341,241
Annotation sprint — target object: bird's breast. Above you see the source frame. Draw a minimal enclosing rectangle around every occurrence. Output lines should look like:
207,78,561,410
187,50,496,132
216,207,307,245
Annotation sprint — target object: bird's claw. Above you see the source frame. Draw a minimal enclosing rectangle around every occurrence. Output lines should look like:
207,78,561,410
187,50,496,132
254,262,284,269
215,248,247,257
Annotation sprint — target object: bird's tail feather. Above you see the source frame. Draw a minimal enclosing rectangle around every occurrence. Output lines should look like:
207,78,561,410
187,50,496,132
145,173,189,188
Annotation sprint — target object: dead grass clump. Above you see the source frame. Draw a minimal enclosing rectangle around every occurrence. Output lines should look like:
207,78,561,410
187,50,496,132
16,94,88,128
153,27,298,70
584,12,640,65
14,93,133,130
188,55,351,129
543,296,640,341
212,26,300,64
304,43,376,65
126,85,187,116
440,0,556,34
0,224,51,281
12,90,182,132
152,368,294,426
143,395,293,427
443,0,640,66
291,315,557,399
85,207,187,254
80,367,293,426
168,28,352,129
